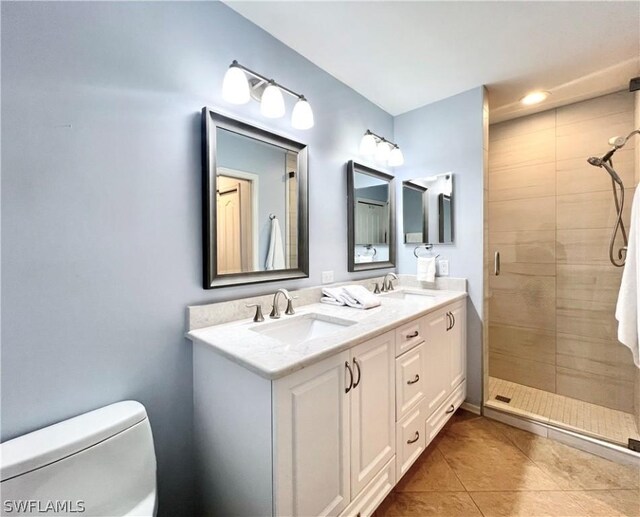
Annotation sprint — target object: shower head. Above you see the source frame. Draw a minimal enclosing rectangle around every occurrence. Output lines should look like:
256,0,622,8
586,154,623,185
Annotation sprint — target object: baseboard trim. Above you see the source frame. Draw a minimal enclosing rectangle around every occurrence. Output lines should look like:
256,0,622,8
460,402,481,415
483,406,640,467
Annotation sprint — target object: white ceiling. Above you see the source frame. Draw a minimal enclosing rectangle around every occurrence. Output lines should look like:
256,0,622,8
225,1,640,120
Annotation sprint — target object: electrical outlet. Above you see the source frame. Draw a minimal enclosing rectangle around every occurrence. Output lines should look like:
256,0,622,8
321,270,334,284
438,259,449,276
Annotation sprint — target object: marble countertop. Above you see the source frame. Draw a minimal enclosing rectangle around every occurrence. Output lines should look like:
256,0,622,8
187,287,466,380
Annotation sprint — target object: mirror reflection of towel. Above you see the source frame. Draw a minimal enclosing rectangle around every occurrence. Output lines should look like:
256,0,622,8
265,217,285,270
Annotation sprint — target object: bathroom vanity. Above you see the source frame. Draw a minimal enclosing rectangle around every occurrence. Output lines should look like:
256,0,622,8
188,283,466,517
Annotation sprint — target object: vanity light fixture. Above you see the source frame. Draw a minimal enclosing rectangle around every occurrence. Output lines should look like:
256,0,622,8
520,90,550,106
360,130,404,166
221,60,314,129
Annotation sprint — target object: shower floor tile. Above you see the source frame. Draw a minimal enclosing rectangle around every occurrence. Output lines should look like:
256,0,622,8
487,376,640,446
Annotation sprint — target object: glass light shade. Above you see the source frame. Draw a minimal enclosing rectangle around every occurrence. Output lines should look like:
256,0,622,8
260,83,285,118
222,66,250,105
388,146,404,166
291,99,314,129
359,133,377,156
374,140,392,163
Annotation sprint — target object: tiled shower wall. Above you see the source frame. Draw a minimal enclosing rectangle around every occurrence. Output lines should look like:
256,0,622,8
488,91,637,413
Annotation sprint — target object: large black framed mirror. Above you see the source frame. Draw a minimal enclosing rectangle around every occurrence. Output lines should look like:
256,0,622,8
347,160,396,271
202,108,309,288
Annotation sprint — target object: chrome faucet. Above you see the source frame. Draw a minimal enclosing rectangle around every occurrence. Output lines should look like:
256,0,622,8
381,273,398,292
270,288,295,319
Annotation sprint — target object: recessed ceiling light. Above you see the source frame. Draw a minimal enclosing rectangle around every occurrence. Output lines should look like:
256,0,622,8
520,91,550,106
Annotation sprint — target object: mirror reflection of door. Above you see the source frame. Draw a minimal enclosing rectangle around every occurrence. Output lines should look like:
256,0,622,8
216,175,254,274
355,199,388,244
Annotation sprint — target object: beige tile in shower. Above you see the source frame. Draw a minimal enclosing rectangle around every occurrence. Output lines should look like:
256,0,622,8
489,196,556,232
489,230,556,264
490,352,556,392
490,109,556,142
557,333,636,381
556,109,635,161
557,264,622,304
490,270,555,330
489,162,556,201
489,324,556,365
556,91,635,127
557,189,634,230
556,367,635,413
490,128,556,172
556,228,617,265
557,148,636,195
557,297,619,341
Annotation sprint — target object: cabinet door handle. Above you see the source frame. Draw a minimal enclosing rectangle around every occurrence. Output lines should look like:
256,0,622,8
352,358,361,389
406,330,419,339
446,312,451,331
494,251,501,276
446,404,455,414
407,374,420,385
345,362,353,393
407,431,420,444
451,312,455,329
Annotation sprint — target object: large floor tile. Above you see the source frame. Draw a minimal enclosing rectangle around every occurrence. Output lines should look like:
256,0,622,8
437,417,561,491
395,445,464,492
470,490,591,517
375,492,482,517
490,420,640,490
566,489,640,517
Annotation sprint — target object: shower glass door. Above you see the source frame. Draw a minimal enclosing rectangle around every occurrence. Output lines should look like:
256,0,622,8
486,91,639,447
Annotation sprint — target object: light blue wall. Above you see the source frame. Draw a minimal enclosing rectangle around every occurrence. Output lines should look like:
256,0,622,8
394,87,486,406
1,2,393,514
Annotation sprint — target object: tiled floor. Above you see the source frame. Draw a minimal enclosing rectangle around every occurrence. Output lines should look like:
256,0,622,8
486,377,640,446
375,410,640,517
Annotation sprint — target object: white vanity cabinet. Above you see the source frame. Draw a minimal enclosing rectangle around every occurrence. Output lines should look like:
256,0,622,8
273,331,395,517
192,295,466,517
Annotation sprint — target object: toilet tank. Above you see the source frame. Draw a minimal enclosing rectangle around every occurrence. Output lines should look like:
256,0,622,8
1,401,157,517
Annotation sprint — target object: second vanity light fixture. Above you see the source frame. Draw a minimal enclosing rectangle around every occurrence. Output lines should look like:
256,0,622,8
360,130,404,167
222,60,314,130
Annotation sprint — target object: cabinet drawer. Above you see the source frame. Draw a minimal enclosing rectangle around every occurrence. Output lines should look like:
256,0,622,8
395,344,425,421
395,319,424,356
396,403,425,480
425,381,466,446
340,457,395,517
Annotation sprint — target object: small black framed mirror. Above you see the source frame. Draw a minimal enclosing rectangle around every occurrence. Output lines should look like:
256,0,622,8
347,160,396,271
202,108,309,288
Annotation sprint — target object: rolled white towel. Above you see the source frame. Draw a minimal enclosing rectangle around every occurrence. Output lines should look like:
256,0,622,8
321,287,347,306
341,284,382,310
357,255,374,263
417,256,436,283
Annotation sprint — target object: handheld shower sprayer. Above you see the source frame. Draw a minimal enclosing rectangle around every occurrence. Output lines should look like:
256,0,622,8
586,128,639,267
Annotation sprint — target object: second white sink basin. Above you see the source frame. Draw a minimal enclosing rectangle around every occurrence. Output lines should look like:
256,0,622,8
381,289,437,302
251,313,357,345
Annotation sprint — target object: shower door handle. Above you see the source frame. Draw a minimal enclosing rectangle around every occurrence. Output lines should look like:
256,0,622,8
494,251,501,276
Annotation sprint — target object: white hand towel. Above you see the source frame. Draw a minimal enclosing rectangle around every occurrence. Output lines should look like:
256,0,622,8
265,217,285,271
357,255,374,263
341,285,382,310
417,256,436,283
321,287,348,306
616,187,640,368
321,297,346,306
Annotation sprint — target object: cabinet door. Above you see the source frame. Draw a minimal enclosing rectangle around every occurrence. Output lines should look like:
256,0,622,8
274,351,351,517
350,331,395,498
423,309,450,415
449,302,466,390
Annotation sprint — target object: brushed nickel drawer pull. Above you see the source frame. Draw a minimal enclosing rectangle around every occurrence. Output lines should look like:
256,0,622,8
407,431,420,444
446,404,455,414
407,374,420,385
406,330,419,339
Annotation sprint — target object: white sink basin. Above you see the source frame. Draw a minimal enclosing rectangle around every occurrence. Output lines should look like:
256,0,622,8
251,313,357,345
380,289,437,302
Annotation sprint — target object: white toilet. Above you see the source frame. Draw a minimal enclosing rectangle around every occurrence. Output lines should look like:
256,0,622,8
1,401,157,516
